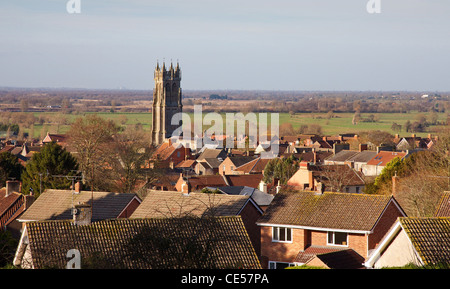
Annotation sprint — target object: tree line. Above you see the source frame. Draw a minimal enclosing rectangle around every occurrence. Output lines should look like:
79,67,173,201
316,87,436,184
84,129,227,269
0,114,157,196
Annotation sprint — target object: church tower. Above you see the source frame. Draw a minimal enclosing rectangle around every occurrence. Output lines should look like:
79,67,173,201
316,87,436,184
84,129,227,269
151,61,183,146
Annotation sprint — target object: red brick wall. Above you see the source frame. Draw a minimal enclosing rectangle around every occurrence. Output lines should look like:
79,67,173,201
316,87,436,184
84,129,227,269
219,158,236,175
368,199,405,251
260,226,369,268
118,198,141,218
260,226,308,268
259,199,405,268
239,202,263,255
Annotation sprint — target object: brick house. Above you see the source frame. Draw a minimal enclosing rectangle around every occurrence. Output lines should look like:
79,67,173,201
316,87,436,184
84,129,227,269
148,139,191,169
287,161,365,194
257,190,406,269
219,156,256,175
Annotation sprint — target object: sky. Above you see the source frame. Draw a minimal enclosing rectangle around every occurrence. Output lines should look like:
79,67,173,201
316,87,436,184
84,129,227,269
0,0,449,91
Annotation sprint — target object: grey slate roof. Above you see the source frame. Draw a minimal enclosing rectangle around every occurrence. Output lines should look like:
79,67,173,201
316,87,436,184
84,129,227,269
217,186,274,207
325,150,359,162
346,151,378,163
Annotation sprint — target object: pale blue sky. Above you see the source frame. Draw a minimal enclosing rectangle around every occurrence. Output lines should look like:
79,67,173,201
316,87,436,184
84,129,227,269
1,0,449,91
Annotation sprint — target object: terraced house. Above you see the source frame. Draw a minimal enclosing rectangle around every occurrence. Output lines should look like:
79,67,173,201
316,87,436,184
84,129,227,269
257,190,406,269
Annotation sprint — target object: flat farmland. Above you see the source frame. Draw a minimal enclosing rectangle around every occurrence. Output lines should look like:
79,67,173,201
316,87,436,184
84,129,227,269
19,110,446,139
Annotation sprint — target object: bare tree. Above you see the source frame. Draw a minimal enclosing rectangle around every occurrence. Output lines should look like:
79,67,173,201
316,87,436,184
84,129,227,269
394,126,450,216
67,114,120,191
317,164,364,193
106,126,154,194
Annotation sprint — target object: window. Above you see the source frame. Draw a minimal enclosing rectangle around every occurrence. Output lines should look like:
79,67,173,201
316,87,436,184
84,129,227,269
269,261,295,269
327,231,348,246
272,227,292,242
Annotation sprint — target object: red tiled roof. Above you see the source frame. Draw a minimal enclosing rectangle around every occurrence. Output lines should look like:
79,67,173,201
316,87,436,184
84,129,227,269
366,151,407,166
175,159,196,168
152,142,188,161
0,188,24,228
234,158,270,174
224,174,264,188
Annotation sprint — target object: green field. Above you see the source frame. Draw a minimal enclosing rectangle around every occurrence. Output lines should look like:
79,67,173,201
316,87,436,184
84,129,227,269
17,111,448,139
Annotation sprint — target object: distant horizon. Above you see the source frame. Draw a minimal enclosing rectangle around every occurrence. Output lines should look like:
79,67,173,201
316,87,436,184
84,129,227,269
1,85,449,94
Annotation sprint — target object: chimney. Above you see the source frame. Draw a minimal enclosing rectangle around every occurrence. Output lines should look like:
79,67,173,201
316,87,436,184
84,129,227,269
72,203,92,226
275,180,281,194
259,180,267,193
392,173,399,197
73,181,82,194
312,148,317,164
315,181,324,195
180,173,190,195
411,134,416,138
6,181,21,197
300,161,310,170
359,143,368,152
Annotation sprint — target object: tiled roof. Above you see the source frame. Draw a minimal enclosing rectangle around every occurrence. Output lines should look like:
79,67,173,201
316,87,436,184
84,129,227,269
313,248,365,269
346,151,378,163
297,151,333,163
325,150,360,162
152,142,187,161
0,188,23,227
235,158,270,174
175,159,196,168
435,192,450,217
131,190,250,218
216,186,274,207
23,217,261,269
295,246,365,269
400,217,450,266
224,174,264,188
184,175,228,191
197,148,227,160
18,189,139,222
227,156,258,168
257,191,393,232
366,151,407,166
203,158,222,168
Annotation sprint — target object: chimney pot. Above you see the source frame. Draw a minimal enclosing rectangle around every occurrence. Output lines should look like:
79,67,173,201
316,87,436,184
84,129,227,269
73,181,82,194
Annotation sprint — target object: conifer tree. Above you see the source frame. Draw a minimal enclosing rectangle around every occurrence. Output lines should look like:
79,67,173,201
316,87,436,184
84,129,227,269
21,142,79,197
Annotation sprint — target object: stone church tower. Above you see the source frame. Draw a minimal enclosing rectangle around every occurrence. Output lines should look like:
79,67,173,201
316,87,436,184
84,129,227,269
151,61,183,146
